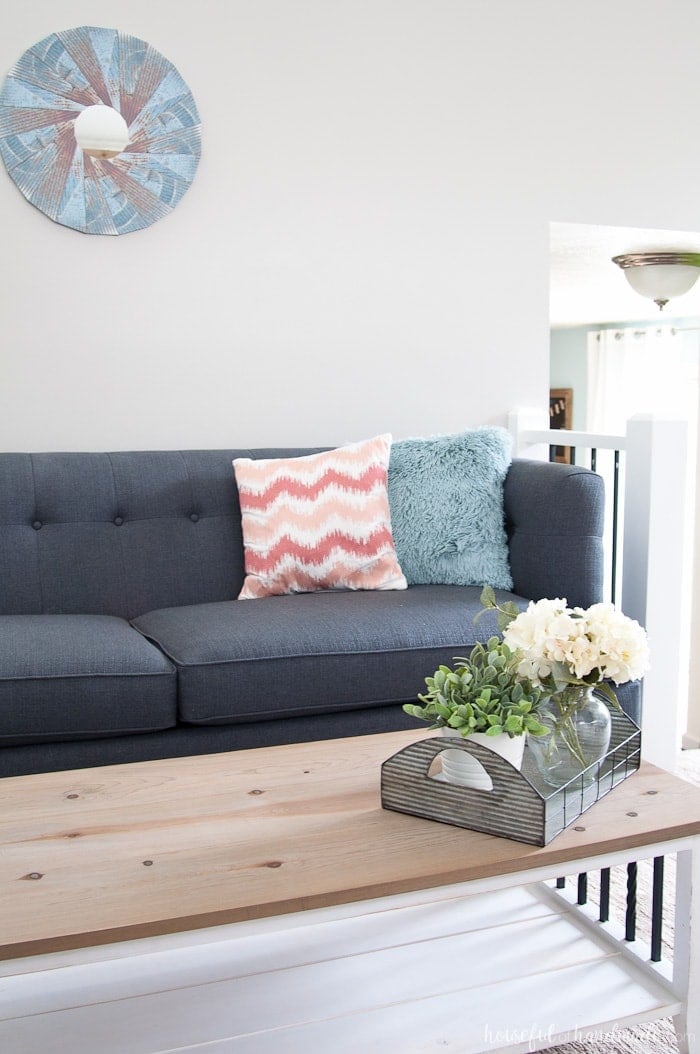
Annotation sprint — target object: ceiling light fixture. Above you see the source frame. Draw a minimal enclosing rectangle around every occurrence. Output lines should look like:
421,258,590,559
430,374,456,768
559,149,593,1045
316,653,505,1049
612,251,700,311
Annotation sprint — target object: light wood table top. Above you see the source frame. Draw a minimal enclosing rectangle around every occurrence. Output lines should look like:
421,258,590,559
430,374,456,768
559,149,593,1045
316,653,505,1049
2,729,700,960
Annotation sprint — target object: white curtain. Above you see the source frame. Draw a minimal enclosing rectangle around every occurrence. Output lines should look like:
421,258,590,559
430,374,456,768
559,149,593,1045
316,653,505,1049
586,325,698,727
586,326,697,434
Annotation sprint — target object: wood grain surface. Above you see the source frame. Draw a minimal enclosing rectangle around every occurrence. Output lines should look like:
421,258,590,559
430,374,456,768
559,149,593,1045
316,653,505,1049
1,730,699,958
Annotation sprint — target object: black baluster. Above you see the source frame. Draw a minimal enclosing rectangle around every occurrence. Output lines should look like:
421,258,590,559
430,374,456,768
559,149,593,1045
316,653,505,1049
556,877,566,889
590,448,597,472
611,450,621,603
625,861,638,941
577,872,588,905
651,856,664,962
599,867,610,922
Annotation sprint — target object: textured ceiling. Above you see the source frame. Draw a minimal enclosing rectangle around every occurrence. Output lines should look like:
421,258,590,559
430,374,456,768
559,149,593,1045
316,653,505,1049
550,221,700,328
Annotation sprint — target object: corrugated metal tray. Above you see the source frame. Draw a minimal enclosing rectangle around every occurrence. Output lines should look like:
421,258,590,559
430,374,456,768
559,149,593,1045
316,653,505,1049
381,707,641,846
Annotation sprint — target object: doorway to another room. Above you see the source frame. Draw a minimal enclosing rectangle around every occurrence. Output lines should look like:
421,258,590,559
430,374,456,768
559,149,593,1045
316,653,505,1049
550,220,700,753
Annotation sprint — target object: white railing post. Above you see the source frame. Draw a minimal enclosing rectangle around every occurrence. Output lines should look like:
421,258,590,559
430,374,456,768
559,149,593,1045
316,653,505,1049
685,412,700,750
622,414,690,772
507,407,550,460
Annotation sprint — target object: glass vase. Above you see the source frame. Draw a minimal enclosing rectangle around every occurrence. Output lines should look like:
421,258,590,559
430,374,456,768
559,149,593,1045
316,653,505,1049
527,686,612,789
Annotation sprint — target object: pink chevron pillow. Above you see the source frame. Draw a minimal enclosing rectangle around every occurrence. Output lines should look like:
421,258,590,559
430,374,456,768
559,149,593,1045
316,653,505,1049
233,435,408,598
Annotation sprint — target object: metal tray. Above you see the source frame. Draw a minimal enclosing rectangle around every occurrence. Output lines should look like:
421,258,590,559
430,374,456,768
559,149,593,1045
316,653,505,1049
381,706,641,846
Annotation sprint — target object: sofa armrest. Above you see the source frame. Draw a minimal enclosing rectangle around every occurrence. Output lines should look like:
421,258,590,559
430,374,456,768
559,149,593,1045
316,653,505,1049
504,459,604,609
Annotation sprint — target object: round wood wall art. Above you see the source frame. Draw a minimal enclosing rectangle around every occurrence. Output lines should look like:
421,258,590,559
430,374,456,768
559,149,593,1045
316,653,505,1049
0,26,201,235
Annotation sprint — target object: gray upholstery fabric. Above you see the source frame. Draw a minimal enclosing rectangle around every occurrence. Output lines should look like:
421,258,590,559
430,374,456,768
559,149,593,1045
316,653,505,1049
504,460,604,610
0,450,320,619
0,451,604,619
0,703,420,777
0,685,642,779
0,615,176,744
0,448,622,776
132,586,516,725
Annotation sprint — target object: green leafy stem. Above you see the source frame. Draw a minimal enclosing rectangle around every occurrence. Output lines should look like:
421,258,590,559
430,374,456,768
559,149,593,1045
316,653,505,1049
403,637,550,740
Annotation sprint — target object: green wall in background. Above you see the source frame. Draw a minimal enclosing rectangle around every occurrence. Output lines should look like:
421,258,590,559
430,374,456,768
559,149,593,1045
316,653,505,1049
550,328,588,430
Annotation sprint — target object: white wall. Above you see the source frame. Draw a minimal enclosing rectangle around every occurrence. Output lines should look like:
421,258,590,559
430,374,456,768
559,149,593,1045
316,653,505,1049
3,0,700,451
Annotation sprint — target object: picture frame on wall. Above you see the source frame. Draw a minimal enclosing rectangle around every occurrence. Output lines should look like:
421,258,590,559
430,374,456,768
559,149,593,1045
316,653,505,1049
549,387,573,464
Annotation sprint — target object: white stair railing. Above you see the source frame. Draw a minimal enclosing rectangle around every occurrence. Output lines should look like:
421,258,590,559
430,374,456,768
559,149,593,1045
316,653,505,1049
509,409,690,773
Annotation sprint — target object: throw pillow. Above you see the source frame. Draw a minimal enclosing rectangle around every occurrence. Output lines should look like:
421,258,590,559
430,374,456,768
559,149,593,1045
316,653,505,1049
234,434,408,598
387,427,513,589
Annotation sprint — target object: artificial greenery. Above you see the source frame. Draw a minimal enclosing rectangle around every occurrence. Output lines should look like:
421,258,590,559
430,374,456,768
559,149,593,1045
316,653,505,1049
403,636,550,739
474,584,521,632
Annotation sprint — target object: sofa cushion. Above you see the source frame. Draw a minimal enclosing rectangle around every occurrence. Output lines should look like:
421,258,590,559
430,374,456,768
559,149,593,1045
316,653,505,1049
0,615,177,745
131,585,520,725
233,434,407,598
388,428,513,589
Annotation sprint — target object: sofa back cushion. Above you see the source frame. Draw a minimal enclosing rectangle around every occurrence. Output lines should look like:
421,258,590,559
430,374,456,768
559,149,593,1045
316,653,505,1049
0,449,321,618
0,448,605,619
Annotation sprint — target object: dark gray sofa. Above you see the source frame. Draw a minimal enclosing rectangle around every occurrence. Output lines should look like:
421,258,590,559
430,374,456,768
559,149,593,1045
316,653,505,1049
0,449,637,777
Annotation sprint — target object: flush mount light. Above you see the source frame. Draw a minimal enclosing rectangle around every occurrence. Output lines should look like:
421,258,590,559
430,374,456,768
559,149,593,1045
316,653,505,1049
612,251,700,311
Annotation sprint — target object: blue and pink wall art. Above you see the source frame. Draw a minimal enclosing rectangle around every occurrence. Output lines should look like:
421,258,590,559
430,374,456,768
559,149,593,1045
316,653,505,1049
0,26,201,235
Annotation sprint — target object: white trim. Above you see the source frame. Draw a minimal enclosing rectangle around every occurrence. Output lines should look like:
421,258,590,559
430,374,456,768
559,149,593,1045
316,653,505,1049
518,427,626,451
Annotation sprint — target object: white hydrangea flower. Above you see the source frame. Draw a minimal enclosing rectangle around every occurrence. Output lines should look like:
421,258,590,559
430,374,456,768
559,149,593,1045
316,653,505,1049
503,599,570,684
584,603,650,683
502,597,649,688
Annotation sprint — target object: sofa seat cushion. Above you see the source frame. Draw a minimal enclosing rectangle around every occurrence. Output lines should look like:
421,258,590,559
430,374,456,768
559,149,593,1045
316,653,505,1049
131,585,522,725
0,615,177,746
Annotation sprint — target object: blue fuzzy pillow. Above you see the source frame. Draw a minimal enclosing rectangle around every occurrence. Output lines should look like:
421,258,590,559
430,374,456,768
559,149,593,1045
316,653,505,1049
387,427,513,589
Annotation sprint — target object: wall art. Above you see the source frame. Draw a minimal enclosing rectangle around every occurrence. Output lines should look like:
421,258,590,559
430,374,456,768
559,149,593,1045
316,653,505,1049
0,26,201,235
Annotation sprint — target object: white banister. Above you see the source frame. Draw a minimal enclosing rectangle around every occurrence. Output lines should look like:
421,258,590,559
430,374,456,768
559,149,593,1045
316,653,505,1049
515,428,626,451
622,415,689,772
509,408,691,772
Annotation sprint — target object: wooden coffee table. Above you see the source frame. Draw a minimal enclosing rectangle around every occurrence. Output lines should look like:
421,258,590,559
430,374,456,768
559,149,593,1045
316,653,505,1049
1,729,698,1053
